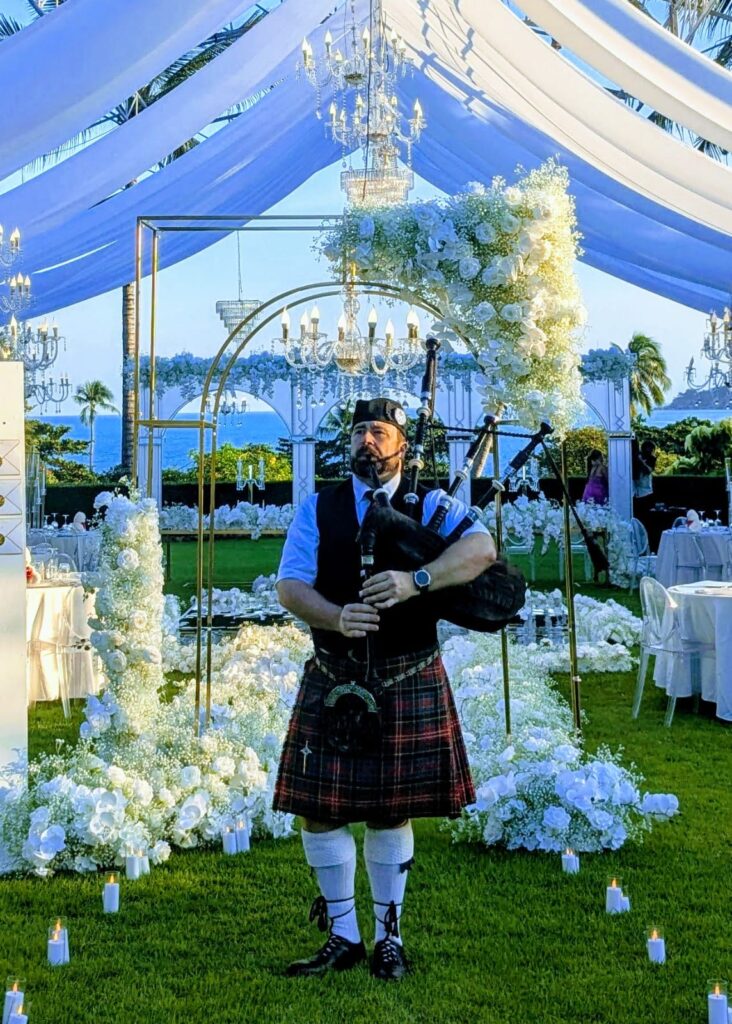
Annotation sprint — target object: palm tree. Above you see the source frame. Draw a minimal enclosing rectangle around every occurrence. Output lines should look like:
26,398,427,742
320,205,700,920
1,3,276,476
627,332,672,417
74,381,118,472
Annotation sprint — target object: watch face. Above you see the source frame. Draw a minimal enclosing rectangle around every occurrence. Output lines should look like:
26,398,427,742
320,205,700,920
415,569,431,589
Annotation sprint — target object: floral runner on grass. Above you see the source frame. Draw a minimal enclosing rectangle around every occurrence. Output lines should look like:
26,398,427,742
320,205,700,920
0,493,676,876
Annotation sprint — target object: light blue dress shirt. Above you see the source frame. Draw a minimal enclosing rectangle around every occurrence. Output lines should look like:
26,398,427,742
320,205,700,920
276,473,489,586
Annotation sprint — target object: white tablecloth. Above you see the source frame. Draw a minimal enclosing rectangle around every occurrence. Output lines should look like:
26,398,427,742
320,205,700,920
655,528,732,587
27,528,102,571
26,580,101,704
653,581,732,720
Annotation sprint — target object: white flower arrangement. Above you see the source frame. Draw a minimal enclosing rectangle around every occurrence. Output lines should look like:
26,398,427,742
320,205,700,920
182,577,285,622
0,490,673,876
318,160,586,433
159,502,295,538
442,633,677,853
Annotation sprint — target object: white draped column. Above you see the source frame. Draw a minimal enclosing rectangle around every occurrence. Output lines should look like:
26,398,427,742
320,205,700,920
581,379,632,523
0,363,27,769
291,437,316,506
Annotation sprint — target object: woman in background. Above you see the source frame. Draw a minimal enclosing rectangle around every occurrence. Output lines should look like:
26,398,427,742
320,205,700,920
582,449,609,505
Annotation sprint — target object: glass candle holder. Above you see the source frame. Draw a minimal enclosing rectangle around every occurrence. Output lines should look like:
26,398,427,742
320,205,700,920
708,979,728,998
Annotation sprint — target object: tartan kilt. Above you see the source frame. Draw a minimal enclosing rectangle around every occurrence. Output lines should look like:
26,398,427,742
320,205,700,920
272,646,475,824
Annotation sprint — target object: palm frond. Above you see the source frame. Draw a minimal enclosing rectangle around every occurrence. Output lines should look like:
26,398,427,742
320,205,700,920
0,14,25,37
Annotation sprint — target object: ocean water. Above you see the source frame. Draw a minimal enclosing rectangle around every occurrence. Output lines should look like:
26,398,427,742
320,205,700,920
38,406,726,475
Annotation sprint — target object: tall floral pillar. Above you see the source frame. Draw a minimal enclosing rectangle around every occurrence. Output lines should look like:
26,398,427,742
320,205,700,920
436,375,479,504
581,378,632,523
290,380,317,505
0,363,27,769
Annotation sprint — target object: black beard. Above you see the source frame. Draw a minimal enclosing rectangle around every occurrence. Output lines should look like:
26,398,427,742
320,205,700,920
350,446,400,479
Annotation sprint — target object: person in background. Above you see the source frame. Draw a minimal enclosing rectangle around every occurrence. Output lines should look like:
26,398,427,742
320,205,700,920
582,449,608,505
633,439,657,516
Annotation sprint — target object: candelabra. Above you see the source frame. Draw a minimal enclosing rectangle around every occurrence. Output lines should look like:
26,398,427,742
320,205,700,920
26,374,71,412
0,223,21,268
204,389,247,423
685,307,732,391
278,286,424,376
236,456,265,505
0,272,31,314
0,316,70,409
299,0,425,206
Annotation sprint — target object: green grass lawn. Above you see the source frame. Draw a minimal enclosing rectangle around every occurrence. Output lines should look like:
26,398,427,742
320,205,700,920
3,544,731,1023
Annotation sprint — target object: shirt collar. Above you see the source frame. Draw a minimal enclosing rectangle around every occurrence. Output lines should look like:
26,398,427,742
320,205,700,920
352,471,401,503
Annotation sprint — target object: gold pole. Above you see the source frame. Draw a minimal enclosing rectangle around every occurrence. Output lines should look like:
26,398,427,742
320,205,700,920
132,219,143,488
561,440,582,734
492,429,511,739
193,410,206,738
204,402,219,730
146,230,159,498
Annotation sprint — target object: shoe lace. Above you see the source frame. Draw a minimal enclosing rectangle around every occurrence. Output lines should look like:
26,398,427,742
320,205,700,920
309,894,356,933
378,938,401,963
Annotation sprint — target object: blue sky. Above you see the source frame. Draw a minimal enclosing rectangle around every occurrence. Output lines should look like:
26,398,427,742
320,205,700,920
0,0,710,411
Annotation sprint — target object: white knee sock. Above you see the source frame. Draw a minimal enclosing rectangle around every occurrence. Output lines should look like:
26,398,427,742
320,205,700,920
363,821,414,946
301,826,361,944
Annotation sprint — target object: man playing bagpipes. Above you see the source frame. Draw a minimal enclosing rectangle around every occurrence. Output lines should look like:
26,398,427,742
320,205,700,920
273,381,496,981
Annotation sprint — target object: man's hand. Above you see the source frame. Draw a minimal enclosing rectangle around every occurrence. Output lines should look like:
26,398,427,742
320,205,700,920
339,602,380,637
360,570,417,610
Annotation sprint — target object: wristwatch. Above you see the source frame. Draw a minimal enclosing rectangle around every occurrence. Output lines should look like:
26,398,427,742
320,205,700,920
412,568,432,594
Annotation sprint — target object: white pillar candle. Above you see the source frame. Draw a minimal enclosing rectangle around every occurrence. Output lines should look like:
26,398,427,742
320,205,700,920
139,851,150,876
103,874,120,913
126,854,141,880
248,464,253,480
235,820,250,853
561,850,579,874
646,928,665,964
47,934,65,966
708,982,729,1024
7,1007,26,1024
222,830,237,855
605,878,624,913
708,993,728,1024
3,986,23,1024
619,894,631,913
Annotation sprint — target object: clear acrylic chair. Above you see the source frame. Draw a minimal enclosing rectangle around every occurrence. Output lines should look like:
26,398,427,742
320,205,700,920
504,528,536,582
558,527,592,582
627,518,657,591
673,531,708,583
632,576,712,726
26,587,72,718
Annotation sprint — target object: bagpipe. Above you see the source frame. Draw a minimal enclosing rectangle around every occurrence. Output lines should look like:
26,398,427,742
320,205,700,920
359,338,536,633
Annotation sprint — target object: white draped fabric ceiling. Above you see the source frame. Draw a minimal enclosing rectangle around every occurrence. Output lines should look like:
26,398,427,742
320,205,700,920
2,0,732,317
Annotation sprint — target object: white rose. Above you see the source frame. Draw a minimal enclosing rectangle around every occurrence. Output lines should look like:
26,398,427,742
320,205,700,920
128,610,147,630
94,492,114,509
157,787,176,808
107,766,127,786
504,186,523,207
473,302,496,324
105,650,127,674
499,303,524,323
132,779,154,806
116,548,140,571
180,765,202,790
474,222,496,244
149,840,171,865
499,211,521,233
458,257,481,280
212,756,236,778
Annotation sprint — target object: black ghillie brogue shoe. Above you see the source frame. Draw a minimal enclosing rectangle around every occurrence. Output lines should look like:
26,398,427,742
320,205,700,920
371,937,409,981
285,933,366,977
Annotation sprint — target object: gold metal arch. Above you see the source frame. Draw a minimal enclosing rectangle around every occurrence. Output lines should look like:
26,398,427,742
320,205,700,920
131,214,581,742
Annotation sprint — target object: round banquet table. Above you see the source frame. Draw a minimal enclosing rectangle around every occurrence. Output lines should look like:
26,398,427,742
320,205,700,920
653,581,732,721
26,578,101,704
26,528,102,572
654,527,732,588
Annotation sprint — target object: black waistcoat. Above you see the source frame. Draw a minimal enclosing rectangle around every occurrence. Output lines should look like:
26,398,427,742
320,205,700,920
311,476,439,659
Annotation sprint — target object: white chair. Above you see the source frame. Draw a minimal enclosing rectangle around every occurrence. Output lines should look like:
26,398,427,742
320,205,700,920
627,518,657,591
558,527,592,582
504,528,536,582
673,531,708,584
632,576,712,726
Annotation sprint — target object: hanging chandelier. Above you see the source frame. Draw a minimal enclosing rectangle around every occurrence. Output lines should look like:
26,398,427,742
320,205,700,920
685,306,732,392
277,283,424,377
0,221,32,313
299,0,425,207
215,233,262,335
0,224,21,268
0,316,71,410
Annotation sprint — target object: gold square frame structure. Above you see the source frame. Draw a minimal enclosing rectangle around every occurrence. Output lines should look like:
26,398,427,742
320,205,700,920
132,214,582,738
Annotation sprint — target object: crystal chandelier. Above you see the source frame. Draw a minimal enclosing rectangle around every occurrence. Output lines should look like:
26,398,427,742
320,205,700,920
215,234,261,335
0,316,71,410
300,0,425,207
0,223,21,268
278,283,424,377
685,306,732,391
0,221,31,313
